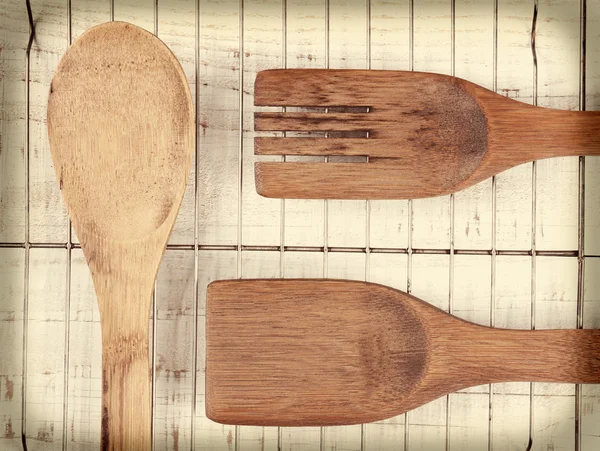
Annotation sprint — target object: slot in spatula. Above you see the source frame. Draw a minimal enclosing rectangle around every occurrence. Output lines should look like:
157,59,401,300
254,69,600,199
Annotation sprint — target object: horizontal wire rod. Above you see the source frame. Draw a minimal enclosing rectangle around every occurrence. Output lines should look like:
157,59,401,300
0,241,595,258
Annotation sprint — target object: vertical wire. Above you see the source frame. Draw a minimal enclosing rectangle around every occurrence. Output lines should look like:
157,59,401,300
404,2,414,450
320,1,330,450
446,1,456,449
190,0,201,445
235,0,245,449
489,1,499,449
277,1,287,449
575,1,586,450
279,0,287,281
22,1,34,449
361,2,372,450
150,8,159,451
527,2,538,450
110,0,114,22
62,3,73,450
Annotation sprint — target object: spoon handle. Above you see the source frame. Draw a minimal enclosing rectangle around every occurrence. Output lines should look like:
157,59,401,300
98,282,153,451
443,328,600,385
495,107,600,161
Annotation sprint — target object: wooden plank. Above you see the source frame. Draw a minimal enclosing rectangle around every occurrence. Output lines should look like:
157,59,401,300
408,253,449,451
64,5,106,449
449,255,491,449
585,157,600,255
26,248,66,451
363,252,408,450
451,254,490,394
113,0,153,31
491,256,531,450
69,0,111,248
410,0,452,252
241,0,283,247
368,0,409,251
583,258,600,449
67,249,101,451
0,0,27,243
71,0,110,39
322,252,365,451
535,0,580,252
453,0,494,252
494,0,534,252
197,0,241,246
326,0,368,250
239,250,281,451
585,1,600,256
195,250,237,451
154,250,195,451
29,0,69,243
279,251,323,451
158,0,196,246
532,256,577,450
448,393,489,451
0,249,25,451
281,0,326,248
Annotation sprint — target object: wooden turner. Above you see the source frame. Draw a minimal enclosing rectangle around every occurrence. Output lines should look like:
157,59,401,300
254,69,600,199
47,22,194,450
206,279,600,426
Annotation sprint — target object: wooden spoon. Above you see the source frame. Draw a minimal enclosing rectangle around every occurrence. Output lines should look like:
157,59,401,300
253,69,600,199
206,279,600,426
47,22,194,450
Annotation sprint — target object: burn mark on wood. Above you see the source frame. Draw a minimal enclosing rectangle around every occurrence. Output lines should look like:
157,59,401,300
4,418,14,439
4,376,13,400
36,422,54,442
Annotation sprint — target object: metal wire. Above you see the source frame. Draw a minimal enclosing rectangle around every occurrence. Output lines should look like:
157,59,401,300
11,0,590,449
21,0,35,448
527,2,539,449
575,2,587,450
234,0,244,448
61,3,73,450
189,0,201,446
489,2,499,449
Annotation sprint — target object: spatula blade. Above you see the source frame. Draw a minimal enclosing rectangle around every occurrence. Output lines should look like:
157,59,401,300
205,279,428,426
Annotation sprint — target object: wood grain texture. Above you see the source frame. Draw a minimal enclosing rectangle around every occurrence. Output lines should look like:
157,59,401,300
0,249,25,451
280,0,327,250
46,22,194,450
196,0,242,246
206,279,600,426
3,0,598,449
240,0,283,249
0,0,28,243
254,69,600,200
27,249,67,451
154,251,195,451
29,0,70,244
196,250,238,451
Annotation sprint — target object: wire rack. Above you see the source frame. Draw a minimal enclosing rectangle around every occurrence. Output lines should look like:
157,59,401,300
0,0,599,449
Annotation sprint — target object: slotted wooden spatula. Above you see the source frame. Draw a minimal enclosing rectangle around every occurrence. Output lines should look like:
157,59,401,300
206,279,600,426
254,69,600,199
47,22,194,450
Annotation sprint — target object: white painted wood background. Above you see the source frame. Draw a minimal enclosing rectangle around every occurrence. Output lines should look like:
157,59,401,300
1,0,600,449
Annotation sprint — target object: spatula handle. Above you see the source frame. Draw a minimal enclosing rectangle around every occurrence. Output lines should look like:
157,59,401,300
498,108,600,160
99,286,153,451
446,328,600,385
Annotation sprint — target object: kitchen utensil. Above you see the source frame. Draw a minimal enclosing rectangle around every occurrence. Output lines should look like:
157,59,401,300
206,279,600,426
47,22,194,450
254,69,600,199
